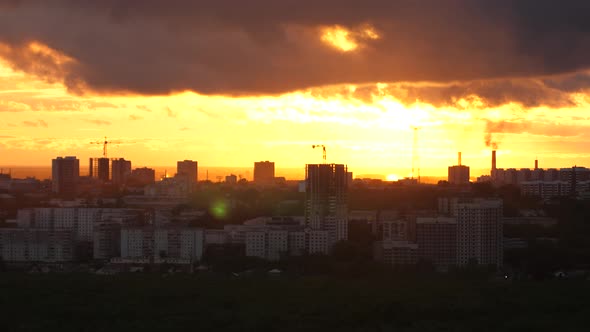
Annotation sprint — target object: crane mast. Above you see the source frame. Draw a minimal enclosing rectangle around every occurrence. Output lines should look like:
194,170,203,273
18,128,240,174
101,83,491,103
412,127,421,182
312,144,327,163
90,136,124,158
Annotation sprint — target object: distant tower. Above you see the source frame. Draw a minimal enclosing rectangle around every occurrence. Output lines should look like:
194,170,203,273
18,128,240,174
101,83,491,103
491,150,497,180
52,156,79,195
305,164,348,253
491,150,497,172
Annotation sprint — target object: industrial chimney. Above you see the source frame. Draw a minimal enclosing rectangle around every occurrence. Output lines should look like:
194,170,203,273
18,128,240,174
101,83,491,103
458,152,462,166
492,150,497,171
535,159,538,170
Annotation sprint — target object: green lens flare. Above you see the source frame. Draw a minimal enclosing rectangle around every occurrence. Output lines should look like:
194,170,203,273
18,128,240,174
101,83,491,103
210,200,228,219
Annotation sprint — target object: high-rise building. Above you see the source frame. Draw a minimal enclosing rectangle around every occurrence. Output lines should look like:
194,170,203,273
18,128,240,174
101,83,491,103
89,157,110,182
111,158,132,185
455,198,503,267
305,164,348,253
416,217,457,271
176,160,198,183
52,156,79,195
254,161,275,184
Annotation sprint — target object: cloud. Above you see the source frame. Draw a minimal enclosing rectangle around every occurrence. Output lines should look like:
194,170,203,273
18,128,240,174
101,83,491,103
484,119,587,149
22,119,48,127
85,119,111,125
0,0,589,101
309,71,590,109
136,105,152,112
0,74,120,111
165,107,177,118
129,114,142,120
0,136,88,151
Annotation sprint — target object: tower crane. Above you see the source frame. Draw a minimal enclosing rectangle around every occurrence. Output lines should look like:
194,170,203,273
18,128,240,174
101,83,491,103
90,136,123,158
312,144,327,163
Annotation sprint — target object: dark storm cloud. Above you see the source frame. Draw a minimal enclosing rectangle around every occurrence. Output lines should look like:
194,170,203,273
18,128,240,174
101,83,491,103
309,72,589,109
0,0,589,101
387,76,586,109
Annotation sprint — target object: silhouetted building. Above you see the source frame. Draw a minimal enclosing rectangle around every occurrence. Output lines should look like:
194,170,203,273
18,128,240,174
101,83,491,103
129,167,155,186
225,174,237,184
52,156,79,195
89,157,110,182
447,152,470,185
254,161,275,184
176,160,198,183
448,166,470,185
9,177,41,192
0,171,10,190
111,158,132,186
305,163,348,253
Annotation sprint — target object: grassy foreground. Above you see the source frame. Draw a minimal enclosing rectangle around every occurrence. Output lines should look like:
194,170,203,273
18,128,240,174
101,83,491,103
1,273,589,331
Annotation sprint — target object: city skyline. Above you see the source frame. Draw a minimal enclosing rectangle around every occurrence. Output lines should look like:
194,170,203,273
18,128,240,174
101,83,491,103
1,2,590,179
0,150,587,183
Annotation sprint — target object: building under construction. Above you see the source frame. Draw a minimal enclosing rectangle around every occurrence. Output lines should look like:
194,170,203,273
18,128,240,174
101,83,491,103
89,158,131,184
304,163,349,252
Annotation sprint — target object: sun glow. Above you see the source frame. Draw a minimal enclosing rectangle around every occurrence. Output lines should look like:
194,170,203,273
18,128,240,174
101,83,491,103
320,25,380,52
321,26,358,52
386,174,399,181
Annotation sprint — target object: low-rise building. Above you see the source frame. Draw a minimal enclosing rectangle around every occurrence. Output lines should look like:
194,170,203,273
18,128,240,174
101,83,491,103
375,240,418,266
0,228,74,262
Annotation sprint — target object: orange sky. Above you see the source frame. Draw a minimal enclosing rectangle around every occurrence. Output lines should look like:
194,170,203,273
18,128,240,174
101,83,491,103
1,25,590,180
1,58,589,180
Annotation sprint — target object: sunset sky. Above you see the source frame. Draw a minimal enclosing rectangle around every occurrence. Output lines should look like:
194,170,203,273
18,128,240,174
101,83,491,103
1,1,590,179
